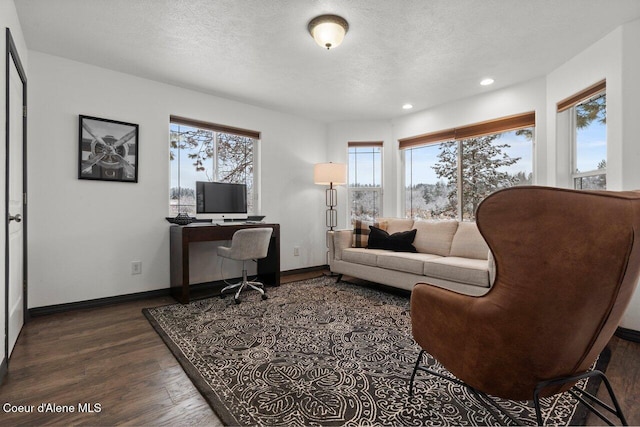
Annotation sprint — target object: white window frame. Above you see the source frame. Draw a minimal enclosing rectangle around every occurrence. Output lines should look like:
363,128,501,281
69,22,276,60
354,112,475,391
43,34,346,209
401,140,460,221
570,92,606,190
169,119,259,215
401,128,534,221
348,143,383,223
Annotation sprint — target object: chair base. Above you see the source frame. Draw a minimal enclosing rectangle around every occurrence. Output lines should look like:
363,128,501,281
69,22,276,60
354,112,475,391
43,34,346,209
534,369,628,426
220,268,267,304
409,350,628,426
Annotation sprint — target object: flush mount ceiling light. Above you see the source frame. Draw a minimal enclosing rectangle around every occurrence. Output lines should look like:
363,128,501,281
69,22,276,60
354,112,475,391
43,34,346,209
480,78,495,86
308,14,349,50
402,103,414,110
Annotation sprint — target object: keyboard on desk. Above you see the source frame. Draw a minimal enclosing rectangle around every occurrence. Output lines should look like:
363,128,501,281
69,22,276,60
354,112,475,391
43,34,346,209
217,221,264,225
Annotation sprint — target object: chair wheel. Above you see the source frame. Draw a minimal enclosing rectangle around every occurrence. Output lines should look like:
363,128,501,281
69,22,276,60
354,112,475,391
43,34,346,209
234,298,241,304
261,294,268,300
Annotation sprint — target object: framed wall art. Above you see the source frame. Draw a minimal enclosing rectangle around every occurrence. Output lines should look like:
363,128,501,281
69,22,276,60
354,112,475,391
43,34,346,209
78,115,139,182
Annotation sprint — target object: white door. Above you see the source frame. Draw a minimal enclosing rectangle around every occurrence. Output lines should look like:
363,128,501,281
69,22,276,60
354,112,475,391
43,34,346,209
7,42,26,357
0,64,5,368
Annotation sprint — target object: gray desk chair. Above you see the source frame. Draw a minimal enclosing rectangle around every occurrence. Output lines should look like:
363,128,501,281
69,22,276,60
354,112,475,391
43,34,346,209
218,227,273,304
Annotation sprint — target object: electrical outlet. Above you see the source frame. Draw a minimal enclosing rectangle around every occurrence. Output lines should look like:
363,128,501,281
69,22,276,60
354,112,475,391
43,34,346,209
294,247,300,256
131,261,142,275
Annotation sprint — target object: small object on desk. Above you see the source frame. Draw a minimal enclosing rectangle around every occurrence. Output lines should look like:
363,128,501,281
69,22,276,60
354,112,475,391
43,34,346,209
248,215,266,222
166,213,195,225
166,215,213,225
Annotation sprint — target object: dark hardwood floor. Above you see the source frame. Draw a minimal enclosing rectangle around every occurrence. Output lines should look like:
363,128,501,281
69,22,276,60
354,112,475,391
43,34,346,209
1,271,638,426
586,336,640,426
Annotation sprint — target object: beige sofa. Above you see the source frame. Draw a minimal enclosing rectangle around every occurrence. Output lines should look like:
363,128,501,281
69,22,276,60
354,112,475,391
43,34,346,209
328,218,495,295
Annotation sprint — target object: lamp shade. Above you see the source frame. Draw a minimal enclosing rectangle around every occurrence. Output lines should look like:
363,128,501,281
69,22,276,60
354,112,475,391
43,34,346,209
314,162,347,185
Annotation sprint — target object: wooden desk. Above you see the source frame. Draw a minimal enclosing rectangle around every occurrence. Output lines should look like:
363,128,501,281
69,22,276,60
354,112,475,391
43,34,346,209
170,223,280,304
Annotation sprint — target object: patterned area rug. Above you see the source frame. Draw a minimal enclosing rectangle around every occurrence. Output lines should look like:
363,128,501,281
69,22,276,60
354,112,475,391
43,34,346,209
143,276,607,426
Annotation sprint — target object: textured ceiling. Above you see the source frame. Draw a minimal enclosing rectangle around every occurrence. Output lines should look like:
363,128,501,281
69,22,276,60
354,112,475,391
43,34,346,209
14,0,640,122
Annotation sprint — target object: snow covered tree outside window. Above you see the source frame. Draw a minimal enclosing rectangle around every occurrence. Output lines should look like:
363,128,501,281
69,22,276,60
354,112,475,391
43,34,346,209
404,129,533,220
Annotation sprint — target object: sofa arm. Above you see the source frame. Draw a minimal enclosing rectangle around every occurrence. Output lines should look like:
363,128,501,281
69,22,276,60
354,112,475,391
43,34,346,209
328,229,353,261
488,250,496,286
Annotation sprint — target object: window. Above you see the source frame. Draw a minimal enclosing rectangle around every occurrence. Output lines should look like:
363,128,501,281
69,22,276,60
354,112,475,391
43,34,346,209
558,81,606,190
405,141,457,219
401,112,534,220
348,142,382,222
169,116,259,215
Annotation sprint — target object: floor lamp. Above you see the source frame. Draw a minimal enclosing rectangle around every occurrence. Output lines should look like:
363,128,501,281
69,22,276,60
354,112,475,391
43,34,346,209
314,162,347,270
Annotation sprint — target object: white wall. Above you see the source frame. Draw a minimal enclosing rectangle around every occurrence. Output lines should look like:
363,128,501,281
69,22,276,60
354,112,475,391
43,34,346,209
27,52,328,308
546,19,640,331
620,20,640,191
327,120,394,227
22,11,640,330
546,28,623,189
620,19,640,331
392,78,549,218
327,78,548,225
328,17,640,332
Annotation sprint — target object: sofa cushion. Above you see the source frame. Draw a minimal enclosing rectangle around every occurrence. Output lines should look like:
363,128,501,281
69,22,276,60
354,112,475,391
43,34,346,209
376,252,442,275
378,218,414,234
449,222,489,260
412,220,459,256
352,219,388,248
423,257,490,287
342,248,382,267
368,227,417,253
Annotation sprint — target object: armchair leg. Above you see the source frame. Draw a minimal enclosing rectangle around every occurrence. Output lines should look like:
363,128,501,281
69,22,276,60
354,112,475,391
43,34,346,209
533,370,627,426
410,350,519,425
409,350,425,396
410,350,620,426
335,274,343,283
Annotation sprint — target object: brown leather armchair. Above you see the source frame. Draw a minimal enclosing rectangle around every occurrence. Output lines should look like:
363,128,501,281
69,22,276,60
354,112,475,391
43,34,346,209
410,186,640,425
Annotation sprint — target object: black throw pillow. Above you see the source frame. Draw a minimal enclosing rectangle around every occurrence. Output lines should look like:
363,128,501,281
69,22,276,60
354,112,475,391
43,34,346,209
367,226,417,253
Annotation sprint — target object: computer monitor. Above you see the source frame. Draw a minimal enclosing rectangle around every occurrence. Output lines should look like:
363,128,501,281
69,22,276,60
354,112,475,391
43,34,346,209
196,181,248,221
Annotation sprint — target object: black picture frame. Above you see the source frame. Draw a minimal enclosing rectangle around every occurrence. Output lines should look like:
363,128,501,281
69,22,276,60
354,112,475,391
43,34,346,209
78,115,139,182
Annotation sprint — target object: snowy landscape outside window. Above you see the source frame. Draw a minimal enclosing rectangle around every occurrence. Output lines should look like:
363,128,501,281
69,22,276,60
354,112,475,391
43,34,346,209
348,142,383,223
402,113,534,221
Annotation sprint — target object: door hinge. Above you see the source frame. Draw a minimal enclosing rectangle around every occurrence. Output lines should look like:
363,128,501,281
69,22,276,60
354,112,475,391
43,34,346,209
23,106,27,118
23,192,27,205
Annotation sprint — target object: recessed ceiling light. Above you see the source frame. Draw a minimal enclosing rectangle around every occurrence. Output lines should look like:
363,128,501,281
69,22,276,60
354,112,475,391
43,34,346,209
402,104,413,110
480,78,495,86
